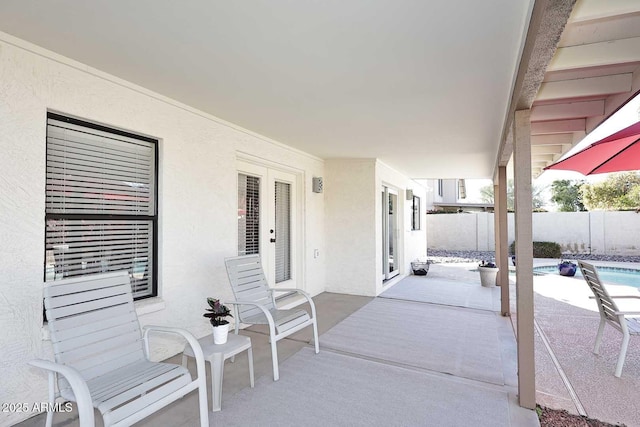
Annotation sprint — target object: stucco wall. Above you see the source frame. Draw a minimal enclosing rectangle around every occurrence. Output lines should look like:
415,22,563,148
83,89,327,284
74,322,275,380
323,159,427,297
600,211,640,255
530,212,590,253
324,159,377,296
426,211,640,255
0,35,326,425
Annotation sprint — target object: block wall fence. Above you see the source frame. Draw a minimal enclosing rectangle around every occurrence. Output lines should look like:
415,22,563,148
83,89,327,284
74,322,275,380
426,211,640,255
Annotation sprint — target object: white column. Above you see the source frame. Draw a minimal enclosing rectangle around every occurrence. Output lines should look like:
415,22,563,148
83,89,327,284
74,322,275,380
514,109,536,409
496,166,509,316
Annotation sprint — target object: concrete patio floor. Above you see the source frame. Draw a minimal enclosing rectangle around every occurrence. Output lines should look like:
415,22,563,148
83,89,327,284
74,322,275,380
8,268,640,427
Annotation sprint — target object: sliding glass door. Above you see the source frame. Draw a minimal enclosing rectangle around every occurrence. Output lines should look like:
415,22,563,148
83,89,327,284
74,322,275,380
382,186,399,281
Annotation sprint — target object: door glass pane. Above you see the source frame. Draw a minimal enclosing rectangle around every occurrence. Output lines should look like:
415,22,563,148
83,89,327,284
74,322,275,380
381,190,386,275
412,196,420,230
388,192,397,273
238,174,260,255
275,181,291,282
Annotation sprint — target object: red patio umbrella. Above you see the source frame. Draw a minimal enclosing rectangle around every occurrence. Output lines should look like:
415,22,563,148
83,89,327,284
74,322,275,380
544,120,640,175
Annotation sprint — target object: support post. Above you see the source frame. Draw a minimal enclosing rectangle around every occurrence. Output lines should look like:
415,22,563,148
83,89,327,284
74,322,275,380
496,166,509,316
514,109,536,409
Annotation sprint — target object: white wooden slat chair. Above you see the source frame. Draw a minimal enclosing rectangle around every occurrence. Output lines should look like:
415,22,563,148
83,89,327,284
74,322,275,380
224,254,319,381
578,261,640,377
30,271,209,427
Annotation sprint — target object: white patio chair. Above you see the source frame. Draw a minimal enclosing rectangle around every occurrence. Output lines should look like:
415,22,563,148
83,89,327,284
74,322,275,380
30,271,209,427
578,261,640,377
224,254,319,381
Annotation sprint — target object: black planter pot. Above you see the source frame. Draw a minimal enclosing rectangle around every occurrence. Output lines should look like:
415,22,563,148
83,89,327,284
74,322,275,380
558,263,577,277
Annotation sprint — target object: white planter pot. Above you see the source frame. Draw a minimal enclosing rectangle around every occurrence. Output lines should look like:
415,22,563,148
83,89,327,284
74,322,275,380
478,266,499,287
212,323,230,344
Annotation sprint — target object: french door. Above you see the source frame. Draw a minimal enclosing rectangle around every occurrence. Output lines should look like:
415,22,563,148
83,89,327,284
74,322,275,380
237,161,297,289
382,186,400,281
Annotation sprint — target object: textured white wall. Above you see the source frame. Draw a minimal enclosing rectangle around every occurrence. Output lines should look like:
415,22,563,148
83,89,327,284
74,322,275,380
324,159,377,296
403,185,428,265
423,178,438,210
0,36,325,425
324,159,427,296
427,211,640,255
442,179,458,203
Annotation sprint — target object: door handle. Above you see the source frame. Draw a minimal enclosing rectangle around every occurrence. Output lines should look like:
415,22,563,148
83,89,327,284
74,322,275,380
270,238,276,243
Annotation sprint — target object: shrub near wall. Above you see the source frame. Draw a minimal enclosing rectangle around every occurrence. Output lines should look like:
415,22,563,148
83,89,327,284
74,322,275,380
510,241,562,258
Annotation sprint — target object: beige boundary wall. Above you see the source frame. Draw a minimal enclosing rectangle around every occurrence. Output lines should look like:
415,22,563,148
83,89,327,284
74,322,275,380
426,211,640,255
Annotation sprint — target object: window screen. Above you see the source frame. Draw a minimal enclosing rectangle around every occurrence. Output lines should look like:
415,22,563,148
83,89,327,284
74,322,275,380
238,174,260,255
44,113,158,299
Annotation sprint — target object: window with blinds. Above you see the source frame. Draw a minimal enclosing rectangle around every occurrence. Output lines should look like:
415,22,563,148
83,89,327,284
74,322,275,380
238,174,260,255
412,195,421,231
274,181,291,283
44,113,158,299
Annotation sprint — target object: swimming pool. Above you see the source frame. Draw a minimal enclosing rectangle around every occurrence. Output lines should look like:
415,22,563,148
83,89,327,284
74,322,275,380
534,265,640,288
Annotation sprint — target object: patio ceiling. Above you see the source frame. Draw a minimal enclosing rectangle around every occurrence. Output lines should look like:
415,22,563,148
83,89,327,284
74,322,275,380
531,0,640,177
0,0,535,179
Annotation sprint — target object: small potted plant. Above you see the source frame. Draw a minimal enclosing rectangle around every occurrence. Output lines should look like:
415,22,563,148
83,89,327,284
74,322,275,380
478,260,499,287
203,298,233,344
558,260,577,277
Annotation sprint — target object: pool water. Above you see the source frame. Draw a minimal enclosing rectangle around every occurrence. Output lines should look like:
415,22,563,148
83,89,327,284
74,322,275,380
534,265,640,288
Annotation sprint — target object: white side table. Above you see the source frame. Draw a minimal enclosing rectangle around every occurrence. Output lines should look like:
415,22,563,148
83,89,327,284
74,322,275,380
182,333,254,411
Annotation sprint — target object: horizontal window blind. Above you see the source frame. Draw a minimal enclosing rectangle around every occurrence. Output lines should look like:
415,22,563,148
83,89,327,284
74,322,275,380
275,181,291,283
238,174,260,255
45,115,157,299
45,219,153,298
412,196,421,231
46,119,155,215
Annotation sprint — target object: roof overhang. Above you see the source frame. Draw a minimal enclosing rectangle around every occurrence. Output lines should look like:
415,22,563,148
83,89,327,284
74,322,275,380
496,0,640,180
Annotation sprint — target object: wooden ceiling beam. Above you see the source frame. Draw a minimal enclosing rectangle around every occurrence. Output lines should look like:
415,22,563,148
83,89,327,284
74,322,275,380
531,134,575,145
531,99,604,121
531,118,585,134
532,145,564,155
536,73,632,101
568,0,640,24
549,37,640,72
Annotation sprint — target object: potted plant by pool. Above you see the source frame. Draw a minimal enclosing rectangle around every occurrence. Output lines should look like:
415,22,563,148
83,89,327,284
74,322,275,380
478,260,499,287
204,297,233,344
558,260,577,277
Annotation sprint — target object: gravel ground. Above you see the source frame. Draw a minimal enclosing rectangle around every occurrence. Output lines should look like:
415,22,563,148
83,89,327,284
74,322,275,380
538,406,626,427
426,249,640,264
